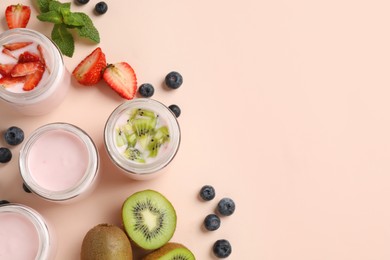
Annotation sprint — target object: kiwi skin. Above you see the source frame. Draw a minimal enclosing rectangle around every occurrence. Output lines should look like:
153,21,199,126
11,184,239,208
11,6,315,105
143,242,195,260
81,223,133,260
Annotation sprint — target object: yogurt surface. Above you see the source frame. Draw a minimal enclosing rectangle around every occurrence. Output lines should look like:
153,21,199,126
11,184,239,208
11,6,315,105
0,212,39,260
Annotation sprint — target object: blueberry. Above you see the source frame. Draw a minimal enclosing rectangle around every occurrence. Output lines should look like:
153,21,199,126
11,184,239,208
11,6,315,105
95,2,108,14
213,239,232,258
165,71,183,89
23,183,32,193
204,214,220,231
199,185,215,201
0,148,12,163
4,126,24,146
138,83,155,97
75,0,89,4
217,198,235,216
168,104,181,118
0,200,10,205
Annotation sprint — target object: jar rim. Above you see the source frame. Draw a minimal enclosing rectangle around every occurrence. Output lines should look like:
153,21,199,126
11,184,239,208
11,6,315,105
19,123,99,201
104,98,181,176
0,203,52,259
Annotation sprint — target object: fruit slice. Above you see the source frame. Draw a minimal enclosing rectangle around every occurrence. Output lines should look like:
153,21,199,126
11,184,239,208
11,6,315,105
5,4,31,29
122,190,177,250
3,42,32,51
23,64,45,91
143,242,195,260
10,62,42,77
18,51,40,63
2,49,17,60
81,223,133,260
72,47,106,86
147,126,170,158
0,76,26,88
0,64,16,77
103,62,137,100
123,147,145,163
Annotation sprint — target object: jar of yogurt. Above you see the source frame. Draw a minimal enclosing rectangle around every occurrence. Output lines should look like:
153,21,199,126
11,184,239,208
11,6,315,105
19,123,100,202
104,98,181,180
0,28,70,115
0,203,56,260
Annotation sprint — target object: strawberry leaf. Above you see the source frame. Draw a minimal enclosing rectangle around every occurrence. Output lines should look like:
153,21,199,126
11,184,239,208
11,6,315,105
51,24,74,57
74,12,100,43
37,10,63,24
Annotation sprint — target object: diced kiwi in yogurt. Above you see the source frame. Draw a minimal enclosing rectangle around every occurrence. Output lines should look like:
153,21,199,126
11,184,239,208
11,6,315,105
115,108,170,162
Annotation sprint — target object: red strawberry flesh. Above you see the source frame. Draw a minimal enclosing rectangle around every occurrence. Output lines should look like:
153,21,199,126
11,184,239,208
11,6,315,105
5,4,31,29
2,49,17,60
23,63,45,91
3,42,33,51
0,64,16,77
18,51,40,63
72,47,106,86
103,62,137,100
11,62,42,77
0,76,26,88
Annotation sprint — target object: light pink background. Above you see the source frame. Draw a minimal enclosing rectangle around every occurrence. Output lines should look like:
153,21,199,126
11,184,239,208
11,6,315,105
1,0,390,259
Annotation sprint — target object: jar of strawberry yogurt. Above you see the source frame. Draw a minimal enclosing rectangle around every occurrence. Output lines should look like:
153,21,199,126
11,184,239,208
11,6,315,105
19,123,100,202
0,28,70,115
0,203,56,260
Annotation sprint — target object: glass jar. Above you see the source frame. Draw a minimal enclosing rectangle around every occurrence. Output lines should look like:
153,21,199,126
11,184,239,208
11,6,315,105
19,123,100,202
0,28,70,115
0,203,56,260
104,98,181,180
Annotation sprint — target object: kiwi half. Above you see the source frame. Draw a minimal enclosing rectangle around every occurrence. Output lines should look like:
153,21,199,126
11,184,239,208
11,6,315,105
143,242,195,260
122,189,177,250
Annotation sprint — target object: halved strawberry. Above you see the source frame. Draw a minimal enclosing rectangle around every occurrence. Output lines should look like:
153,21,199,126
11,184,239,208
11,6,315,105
11,62,42,77
3,42,32,51
103,62,137,100
0,64,15,77
2,49,17,60
18,51,40,63
72,47,106,86
23,63,44,91
5,4,31,29
0,76,26,88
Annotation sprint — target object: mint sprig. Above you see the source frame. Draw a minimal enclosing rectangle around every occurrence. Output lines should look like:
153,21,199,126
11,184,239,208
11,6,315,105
36,0,100,57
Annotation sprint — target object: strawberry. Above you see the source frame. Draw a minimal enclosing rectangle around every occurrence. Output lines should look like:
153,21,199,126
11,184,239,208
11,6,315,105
3,42,32,51
5,4,31,29
11,62,42,77
0,64,15,77
18,51,40,63
103,62,137,100
72,47,106,86
2,49,17,60
23,63,44,91
0,76,26,88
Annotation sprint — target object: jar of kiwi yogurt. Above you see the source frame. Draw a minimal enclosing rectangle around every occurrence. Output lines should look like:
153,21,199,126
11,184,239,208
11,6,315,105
104,98,181,180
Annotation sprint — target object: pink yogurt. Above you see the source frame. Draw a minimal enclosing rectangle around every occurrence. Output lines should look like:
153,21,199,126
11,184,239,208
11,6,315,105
0,212,39,259
0,204,54,260
19,123,99,202
27,129,89,191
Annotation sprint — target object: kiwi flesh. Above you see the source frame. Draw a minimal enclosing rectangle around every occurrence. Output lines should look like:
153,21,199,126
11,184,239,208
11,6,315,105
122,189,177,250
143,243,195,260
81,223,133,260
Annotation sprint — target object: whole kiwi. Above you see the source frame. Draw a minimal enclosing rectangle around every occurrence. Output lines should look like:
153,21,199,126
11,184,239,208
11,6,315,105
81,223,133,260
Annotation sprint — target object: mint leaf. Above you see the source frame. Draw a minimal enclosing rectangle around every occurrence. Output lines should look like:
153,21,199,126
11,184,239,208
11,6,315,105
61,9,84,27
51,24,74,57
74,12,100,43
49,1,71,13
37,0,54,13
37,10,63,24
